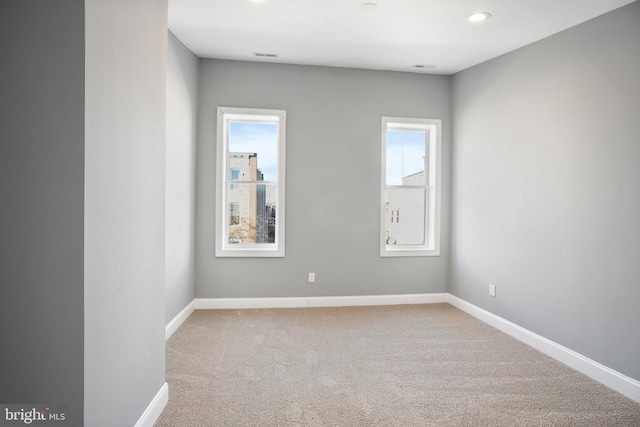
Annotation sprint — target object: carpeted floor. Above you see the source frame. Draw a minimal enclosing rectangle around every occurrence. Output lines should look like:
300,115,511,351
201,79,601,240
155,304,640,426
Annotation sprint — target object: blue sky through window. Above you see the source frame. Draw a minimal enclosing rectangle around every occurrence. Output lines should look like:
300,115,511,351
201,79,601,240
386,130,426,185
229,122,278,181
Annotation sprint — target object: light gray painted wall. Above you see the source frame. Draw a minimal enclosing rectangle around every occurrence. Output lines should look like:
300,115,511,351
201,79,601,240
450,1,640,381
85,0,168,425
0,2,84,424
196,61,451,298
166,31,198,323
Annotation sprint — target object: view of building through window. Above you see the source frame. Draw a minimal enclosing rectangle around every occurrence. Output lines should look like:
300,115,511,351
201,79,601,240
385,129,428,245
227,122,278,244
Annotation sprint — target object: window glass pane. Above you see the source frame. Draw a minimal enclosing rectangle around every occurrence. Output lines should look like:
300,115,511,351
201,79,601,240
385,187,426,245
386,130,426,186
227,183,277,244
229,122,278,181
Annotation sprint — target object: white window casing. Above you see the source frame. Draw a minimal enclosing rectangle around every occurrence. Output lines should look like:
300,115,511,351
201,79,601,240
381,117,441,257
216,107,286,257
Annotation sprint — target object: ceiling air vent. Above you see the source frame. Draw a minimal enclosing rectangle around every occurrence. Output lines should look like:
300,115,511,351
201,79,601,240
254,53,278,58
413,64,437,69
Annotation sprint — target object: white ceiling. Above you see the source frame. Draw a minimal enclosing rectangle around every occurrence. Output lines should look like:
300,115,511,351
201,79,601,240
168,0,635,75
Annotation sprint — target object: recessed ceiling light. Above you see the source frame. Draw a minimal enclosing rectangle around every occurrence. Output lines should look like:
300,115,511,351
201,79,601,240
248,0,266,4
361,3,378,12
467,12,492,23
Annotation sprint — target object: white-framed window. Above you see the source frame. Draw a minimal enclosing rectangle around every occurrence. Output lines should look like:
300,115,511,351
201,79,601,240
216,107,286,257
381,117,441,257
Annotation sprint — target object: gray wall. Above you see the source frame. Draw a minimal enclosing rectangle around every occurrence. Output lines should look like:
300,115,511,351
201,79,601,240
196,61,451,298
166,31,198,323
85,0,168,426
0,2,85,424
450,1,640,381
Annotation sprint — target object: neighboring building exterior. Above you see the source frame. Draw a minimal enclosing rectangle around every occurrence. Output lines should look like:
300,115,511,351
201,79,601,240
228,152,275,244
386,170,426,245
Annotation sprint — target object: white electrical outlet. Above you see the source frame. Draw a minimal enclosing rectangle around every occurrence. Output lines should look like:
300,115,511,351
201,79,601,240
489,284,496,297
308,272,315,283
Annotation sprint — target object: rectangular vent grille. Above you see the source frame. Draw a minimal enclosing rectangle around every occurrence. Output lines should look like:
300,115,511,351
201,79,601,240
254,53,278,58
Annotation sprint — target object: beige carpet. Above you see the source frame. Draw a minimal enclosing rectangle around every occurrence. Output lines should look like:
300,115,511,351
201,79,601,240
155,304,640,426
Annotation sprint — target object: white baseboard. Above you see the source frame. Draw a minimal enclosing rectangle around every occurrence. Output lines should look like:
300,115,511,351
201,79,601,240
166,300,196,340
134,382,168,427
194,293,449,309
447,294,640,404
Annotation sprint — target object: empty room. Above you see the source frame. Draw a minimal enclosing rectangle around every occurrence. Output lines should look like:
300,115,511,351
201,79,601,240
1,0,639,426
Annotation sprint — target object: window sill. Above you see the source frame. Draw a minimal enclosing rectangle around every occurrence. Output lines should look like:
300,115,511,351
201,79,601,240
380,246,440,257
215,245,284,258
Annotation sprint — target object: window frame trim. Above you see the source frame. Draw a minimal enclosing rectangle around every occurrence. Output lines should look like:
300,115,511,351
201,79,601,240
215,106,286,257
380,116,442,257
